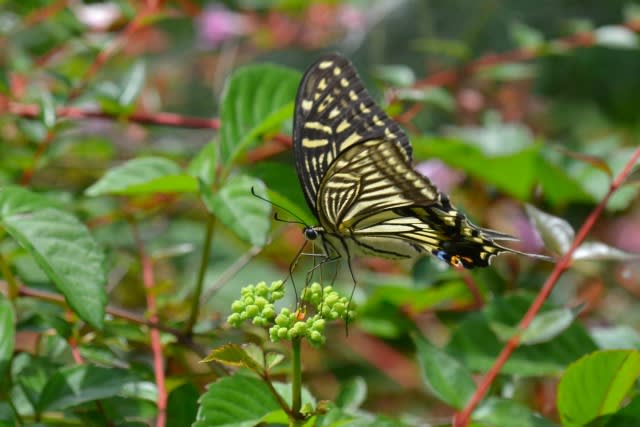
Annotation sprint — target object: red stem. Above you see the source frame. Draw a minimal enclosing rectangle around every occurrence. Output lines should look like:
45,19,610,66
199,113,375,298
6,100,221,129
132,224,167,427
453,146,640,427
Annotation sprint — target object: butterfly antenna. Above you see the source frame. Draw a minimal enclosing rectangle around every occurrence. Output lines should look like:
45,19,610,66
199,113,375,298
250,186,309,227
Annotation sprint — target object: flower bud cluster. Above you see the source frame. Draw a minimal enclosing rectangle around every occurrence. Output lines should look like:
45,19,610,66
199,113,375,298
227,281,284,327
228,281,355,347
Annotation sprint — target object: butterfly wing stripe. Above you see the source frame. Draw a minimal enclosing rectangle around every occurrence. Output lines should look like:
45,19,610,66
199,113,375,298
293,53,413,213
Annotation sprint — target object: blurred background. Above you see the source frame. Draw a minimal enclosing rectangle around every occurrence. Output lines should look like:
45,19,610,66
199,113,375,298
2,0,640,424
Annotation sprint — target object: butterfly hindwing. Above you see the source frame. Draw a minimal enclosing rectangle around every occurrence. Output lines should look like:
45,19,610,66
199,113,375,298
292,53,412,212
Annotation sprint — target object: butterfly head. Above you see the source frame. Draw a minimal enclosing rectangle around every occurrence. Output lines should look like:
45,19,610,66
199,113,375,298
303,226,320,241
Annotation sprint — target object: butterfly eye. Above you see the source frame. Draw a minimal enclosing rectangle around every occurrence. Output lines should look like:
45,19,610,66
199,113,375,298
304,227,318,240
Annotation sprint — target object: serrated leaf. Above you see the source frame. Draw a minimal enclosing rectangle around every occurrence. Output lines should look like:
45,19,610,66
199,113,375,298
193,374,280,427
86,157,197,196
38,91,56,129
335,377,367,411
573,242,640,262
558,350,640,427
520,308,575,345
119,60,146,107
1,208,107,329
38,365,148,411
220,64,300,166
201,175,271,247
201,344,263,373
413,333,475,409
0,295,15,379
525,204,574,255
473,397,557,427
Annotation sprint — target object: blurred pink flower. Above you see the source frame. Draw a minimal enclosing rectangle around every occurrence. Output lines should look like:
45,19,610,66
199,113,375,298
415,159,465,193
197,5,251,47
338,4,366,31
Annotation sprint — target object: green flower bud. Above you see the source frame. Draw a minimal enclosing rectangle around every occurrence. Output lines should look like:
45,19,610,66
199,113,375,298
270,280,284,291
231,300,245,313
323,286,334,294
227,312,241,325
275,313,291,327
277,327,288,339
293,322,307,334
309,330,325,345
325,293,339,305
243,295,255,305
333,302,345,315
252,316,266,326
310,283,322,293
269,326,279,341
261,306,275,319
254,296,268,309
271,291,285,301
311,318,326,330
255,281,269,296
245,304,259,317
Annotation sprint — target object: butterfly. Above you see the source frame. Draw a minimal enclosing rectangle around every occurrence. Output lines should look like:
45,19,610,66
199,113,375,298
291,52,549,270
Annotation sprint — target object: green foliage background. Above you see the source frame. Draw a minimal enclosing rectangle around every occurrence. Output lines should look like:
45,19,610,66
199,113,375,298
1,1,640,426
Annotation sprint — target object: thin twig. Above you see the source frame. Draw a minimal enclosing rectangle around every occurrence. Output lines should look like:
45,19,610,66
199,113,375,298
5,100,221,129
131,223,167,427
453,145,640,427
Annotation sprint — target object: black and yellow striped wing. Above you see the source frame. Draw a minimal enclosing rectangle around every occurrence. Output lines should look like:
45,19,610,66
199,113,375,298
316,138,512,265
292,53,549,269
292,53,412,213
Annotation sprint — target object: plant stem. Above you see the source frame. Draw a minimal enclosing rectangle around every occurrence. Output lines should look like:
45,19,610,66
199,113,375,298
185,215,216,335
0,248,19,301
291,338,302,425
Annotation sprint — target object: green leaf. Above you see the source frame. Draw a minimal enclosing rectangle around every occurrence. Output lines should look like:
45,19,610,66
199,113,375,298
1,208,107,329
38,91,57,129
201,175,271,247
0,186,61,217
372,64,416,87
86,157,197,196
219,64,300,166
587,395,640,427
413,137,591,204
525,204,574,255
335,377,367,411
187,142,218,186
557,350,640,427
0,295,15,380
119,60,146,107
0,68,8,94
520,307,576,345
167,383,199,427
413,333,475,409
201,344,264,373
193,374,280,427
38,365,149,411
473,398,557,427
447,293,597,376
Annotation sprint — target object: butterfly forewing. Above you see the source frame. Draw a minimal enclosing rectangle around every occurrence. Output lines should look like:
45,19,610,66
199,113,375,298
293,53,412,213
